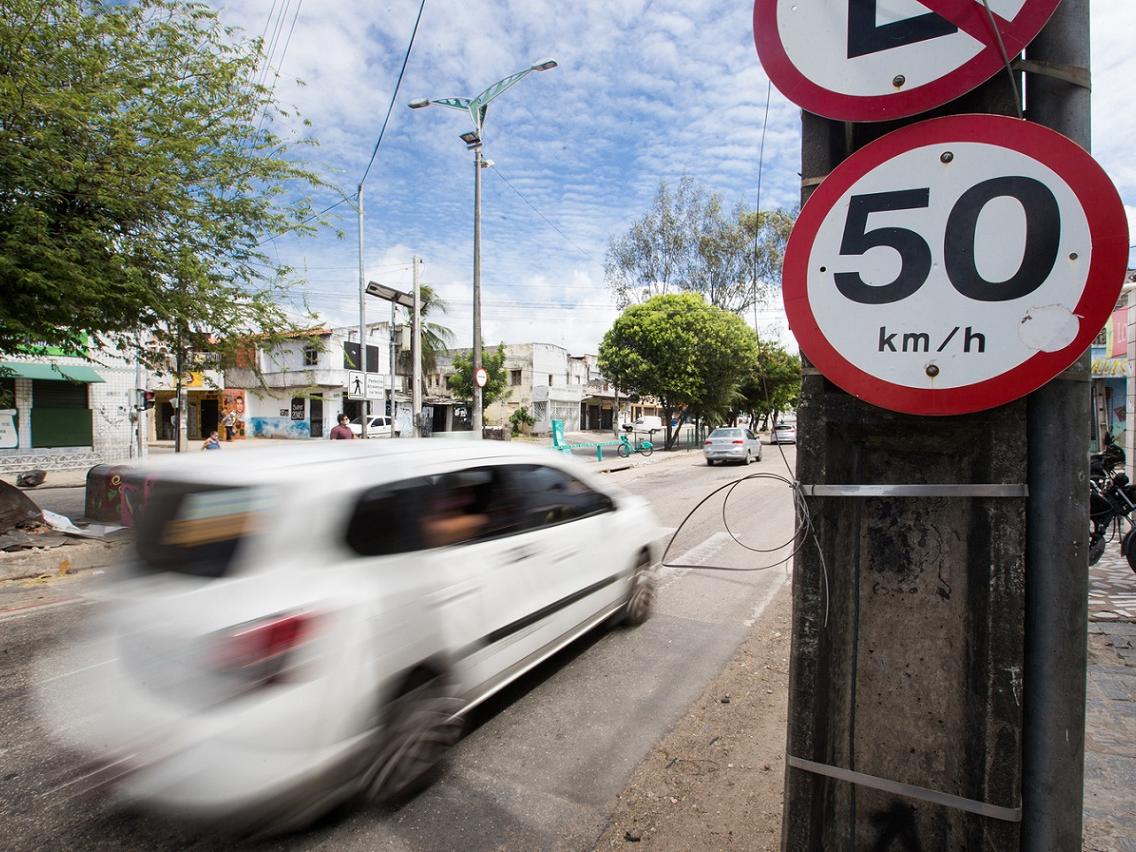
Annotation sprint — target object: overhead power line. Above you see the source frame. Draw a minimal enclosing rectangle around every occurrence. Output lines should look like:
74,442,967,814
358,0,428,189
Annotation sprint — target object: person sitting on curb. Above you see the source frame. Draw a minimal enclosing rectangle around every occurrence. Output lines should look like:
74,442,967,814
202,430,222,451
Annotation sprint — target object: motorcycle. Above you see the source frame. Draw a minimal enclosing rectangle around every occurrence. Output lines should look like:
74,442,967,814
1089,466,1136,569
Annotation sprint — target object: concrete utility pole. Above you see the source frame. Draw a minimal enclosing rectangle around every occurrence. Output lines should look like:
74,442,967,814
357,182,368,439
412,256,423,437
780,6,1094,847
1021,0,1091,845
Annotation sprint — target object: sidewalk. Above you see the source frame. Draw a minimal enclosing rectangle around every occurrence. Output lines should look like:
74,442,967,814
1084,549,1136,850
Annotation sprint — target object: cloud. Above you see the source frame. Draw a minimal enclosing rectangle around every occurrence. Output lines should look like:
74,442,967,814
214,0,1133,362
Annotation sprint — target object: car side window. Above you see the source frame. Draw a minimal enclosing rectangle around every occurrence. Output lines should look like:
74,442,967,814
345,478,429,556
419,466,525,548
505,464,614,530
746,429,756,440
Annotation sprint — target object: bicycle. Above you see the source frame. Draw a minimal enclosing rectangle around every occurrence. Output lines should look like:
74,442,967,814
617,433,654,458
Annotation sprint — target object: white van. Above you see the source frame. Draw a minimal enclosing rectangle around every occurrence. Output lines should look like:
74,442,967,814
623,415,664,434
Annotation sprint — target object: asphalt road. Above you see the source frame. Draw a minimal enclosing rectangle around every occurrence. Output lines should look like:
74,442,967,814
0,446,797,851
24,486,87,522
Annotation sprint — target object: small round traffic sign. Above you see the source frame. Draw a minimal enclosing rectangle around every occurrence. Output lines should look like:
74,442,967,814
783,114,1129,416
754,0,1061,121
474,367,488,388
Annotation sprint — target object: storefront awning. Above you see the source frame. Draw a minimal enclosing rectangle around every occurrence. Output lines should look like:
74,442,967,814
0,361,106,383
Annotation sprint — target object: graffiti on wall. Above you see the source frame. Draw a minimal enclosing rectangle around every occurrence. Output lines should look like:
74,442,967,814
250,417,311,439
222,389,247,439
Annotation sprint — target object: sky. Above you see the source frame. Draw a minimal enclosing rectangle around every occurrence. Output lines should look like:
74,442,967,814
214,0,1136,358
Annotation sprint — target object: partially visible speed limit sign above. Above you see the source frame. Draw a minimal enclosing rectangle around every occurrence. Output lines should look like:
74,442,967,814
754,0,1062,121
783,115,1129,416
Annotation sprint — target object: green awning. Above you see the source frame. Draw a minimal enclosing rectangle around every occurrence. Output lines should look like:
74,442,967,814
0,361,105,383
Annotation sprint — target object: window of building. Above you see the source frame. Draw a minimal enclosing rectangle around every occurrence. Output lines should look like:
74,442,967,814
511,369,523,386
548,374,554,386
303,346,319,367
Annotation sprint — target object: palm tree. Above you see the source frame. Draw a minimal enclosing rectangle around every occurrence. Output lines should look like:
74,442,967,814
397,284,454,391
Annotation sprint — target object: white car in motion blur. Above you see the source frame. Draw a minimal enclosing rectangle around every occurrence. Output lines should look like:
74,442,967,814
37,441,660,834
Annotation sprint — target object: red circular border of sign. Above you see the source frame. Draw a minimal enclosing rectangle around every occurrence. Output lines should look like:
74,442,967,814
783,114,1130,416
753,0,1062,122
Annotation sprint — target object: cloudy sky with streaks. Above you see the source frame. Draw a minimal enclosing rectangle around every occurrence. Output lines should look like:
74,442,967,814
217,0,1135,356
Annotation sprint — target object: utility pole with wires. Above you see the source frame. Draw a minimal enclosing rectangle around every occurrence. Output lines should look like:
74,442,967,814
764,1,1119,849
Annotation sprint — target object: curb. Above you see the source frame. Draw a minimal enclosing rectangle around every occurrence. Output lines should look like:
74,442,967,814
0,539,125,583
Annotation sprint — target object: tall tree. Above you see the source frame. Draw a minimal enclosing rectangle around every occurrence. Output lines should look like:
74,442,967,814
0,0,330,364
447,344,509,413
738,340,801,429
605,176,795,315
598,293,758,449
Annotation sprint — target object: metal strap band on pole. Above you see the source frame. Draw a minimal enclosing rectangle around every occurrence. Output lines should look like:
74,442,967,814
1012,58,1091,90
798,484,1028,498
788,755,1022,823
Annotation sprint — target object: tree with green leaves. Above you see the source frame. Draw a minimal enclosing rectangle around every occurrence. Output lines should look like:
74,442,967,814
738,341,801,429
605,176,794,315
397,285,455,399
598,293,758,449
0,0,330,366
447,344,509,415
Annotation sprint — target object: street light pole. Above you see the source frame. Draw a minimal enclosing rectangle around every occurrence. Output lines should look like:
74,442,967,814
408,59,558,439
472,142,483,436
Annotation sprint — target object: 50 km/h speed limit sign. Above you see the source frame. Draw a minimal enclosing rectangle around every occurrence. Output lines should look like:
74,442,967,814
783,115,1129,416
754,0,1061,121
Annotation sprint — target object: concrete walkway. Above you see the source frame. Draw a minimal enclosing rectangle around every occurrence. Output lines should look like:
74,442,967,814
1084,547,1136,849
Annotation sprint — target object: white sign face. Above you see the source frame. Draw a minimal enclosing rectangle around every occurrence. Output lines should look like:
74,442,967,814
365,373,385,400
0,409,16,449
345,370,365,400
783,115,1129,415
474,367,488,389
754,0,1061,121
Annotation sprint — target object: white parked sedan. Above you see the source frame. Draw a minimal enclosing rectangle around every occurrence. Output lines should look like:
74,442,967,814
770,422,797,444
703,427,762,465
36,441,660,834
348,414,394,438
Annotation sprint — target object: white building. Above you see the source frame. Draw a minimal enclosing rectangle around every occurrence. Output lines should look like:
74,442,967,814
223,323,412,439
435,343,656,435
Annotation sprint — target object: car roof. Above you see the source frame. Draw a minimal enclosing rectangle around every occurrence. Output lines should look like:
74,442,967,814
127,439,589,491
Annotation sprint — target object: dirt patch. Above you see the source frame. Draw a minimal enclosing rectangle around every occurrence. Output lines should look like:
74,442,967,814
595,583,792,850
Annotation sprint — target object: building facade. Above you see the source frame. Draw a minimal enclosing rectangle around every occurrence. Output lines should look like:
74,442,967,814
223,323,412,439
0,341,141,474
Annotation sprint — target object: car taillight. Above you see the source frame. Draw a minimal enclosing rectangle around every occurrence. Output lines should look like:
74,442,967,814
212,611,320,687
732,440,745,444
704,440,713,445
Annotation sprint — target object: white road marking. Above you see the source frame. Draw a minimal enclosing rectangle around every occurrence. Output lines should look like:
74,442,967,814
34,657,117,687
657,531,736,589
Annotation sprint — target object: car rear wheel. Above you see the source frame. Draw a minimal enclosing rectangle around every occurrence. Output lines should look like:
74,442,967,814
621,553,655,626
706,458,715,466
361,673,463,806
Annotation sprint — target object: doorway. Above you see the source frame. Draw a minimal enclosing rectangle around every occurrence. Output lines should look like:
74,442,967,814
310,394,324,438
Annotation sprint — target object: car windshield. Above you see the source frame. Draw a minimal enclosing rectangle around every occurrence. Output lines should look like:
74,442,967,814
710,429,742,438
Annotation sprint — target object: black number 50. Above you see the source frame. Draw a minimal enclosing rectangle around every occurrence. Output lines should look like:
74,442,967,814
834,177,1061,305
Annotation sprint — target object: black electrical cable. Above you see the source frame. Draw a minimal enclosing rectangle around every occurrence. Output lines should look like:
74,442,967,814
657,470,830,625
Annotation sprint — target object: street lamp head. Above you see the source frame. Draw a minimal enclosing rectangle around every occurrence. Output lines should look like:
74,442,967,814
530,59,558,72
460,130,481,147
408,98,431,109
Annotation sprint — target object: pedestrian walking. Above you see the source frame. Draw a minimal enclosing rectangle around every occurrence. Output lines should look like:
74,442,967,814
330,413,355,440
221,407,236,441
